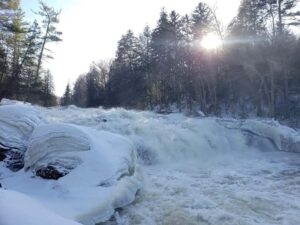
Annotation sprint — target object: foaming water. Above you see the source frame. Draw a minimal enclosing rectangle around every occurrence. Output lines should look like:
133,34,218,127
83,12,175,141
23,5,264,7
44,106,300,225
44,107,276,164
100,152,300,225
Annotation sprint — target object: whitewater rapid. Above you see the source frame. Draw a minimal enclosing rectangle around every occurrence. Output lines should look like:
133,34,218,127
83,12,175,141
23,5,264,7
107,153,300,225
42,106,300,225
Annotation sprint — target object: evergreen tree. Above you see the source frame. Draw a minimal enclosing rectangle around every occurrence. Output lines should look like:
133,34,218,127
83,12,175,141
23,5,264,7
61,83,71,106
137,25,153,108
41,70,56,106
72,74,87,107
191,2,213,39
107,30,142,107
35,1,62,83
86,65,102,107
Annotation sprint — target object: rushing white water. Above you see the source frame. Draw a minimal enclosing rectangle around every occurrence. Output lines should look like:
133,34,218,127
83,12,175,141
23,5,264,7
42,106,300,225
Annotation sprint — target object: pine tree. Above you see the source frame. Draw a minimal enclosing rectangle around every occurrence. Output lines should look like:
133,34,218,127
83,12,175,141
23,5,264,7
72,75,87,107
191,3,213,40
86,65,102,107
35,1,62,83
107,30,142,107
41,70,56,106
61,83,71,106
137,25,153,107
150,9,172,107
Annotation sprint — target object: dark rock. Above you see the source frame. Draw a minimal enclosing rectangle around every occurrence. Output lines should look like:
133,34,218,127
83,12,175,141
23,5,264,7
0,151,6,161
157,109,173,115
102,119,107,122
36,165,67,180
0,148,24,171
6,150,24,171
0,145,9,161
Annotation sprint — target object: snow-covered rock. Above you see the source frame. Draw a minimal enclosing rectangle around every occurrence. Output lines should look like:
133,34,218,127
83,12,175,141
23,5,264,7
24,124,91,175
0,104,44,151
240,119,300,152
2,122,142,225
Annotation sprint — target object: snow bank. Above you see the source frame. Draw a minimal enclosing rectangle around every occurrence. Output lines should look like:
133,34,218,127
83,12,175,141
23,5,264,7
0,189,82,225
0,98,29,106
0,104,44,151
2,123,142,225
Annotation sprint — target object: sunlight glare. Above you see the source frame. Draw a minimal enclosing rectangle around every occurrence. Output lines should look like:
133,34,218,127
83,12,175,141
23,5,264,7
201,33,222,50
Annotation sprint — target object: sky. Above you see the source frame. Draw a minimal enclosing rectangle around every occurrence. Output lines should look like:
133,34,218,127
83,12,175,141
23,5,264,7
21,0,241,96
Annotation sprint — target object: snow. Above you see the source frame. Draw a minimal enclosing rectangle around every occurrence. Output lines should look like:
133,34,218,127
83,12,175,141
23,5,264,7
0,189,82,225
240,119,300,152
1,99,300,225
0,104,44,150
1,125,142,224
24,123,91,170
0,100,142,225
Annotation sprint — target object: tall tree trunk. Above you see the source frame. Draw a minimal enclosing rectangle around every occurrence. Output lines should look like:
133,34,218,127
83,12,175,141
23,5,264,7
278,0,283,36
35,21,50,83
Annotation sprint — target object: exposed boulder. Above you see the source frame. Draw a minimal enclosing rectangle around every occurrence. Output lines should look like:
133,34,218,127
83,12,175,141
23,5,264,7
5,150,24,171
36,165,67,180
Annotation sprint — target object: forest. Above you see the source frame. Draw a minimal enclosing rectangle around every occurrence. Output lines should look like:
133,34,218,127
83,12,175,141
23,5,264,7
1,0,300,123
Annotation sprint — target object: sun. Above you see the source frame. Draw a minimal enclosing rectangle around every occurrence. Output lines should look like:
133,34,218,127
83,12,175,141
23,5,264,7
200,33,222,50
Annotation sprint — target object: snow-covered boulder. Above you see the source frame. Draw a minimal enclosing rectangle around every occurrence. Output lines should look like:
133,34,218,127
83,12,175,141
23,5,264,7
0,104,44,151
240,120,300,152
0,104,45,171
3,123,142,225
24,124,91,178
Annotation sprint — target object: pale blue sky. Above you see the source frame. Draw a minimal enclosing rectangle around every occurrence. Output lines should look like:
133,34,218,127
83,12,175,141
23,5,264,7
20,0,241,96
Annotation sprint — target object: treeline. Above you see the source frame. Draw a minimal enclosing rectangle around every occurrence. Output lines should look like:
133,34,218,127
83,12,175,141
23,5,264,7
66,0,300,121
2,1,300,122
0,0,61,106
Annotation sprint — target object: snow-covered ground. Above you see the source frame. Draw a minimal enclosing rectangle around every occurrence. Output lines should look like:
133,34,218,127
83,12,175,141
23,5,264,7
1,101,300,225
